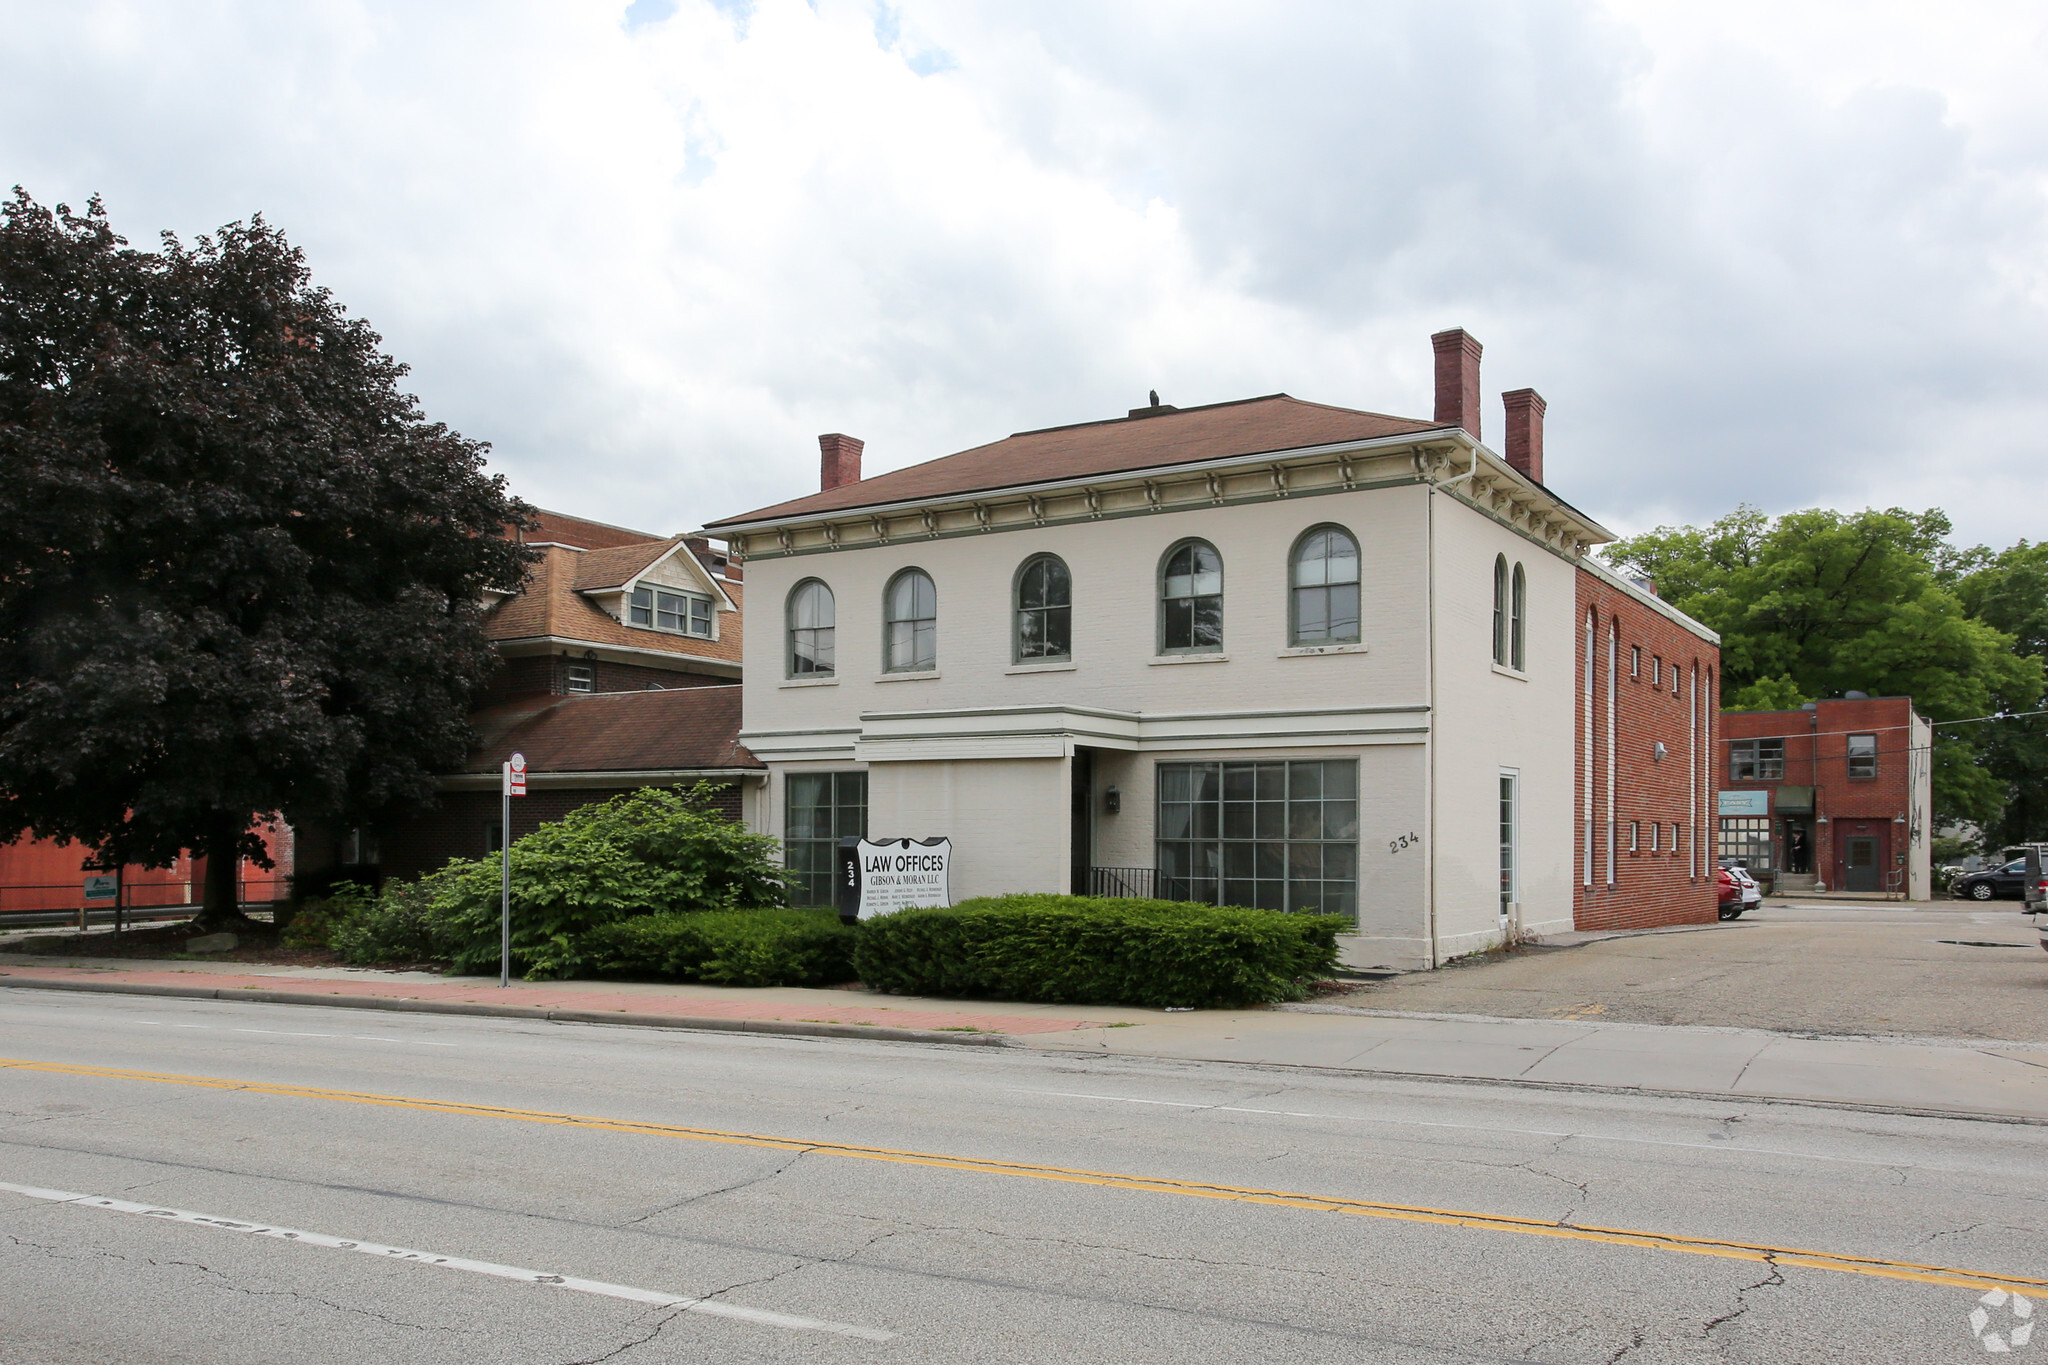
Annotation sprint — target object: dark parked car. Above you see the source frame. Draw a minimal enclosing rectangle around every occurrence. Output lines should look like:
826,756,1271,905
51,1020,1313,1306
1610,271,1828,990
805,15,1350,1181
1952,860,2030,901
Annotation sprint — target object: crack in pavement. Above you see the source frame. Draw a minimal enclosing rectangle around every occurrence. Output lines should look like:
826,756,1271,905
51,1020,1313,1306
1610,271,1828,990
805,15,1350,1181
556,1302,689,1365
1699,1259,1787,1339
618,1150,810,1227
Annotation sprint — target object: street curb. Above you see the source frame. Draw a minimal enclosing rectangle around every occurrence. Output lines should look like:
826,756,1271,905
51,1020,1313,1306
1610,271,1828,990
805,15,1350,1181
0,975,1015,1048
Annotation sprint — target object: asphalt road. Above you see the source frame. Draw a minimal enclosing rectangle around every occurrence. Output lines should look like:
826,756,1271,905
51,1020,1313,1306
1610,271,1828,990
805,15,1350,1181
1334,899,2048,1041
2,991,2044,1364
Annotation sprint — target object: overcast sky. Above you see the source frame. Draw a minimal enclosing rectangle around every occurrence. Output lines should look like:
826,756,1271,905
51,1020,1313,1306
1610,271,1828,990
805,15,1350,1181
4,1,2044,549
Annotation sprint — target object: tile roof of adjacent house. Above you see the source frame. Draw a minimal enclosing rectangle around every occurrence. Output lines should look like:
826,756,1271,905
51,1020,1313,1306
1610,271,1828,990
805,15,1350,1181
571,538,685,592
485,543,744,664
525,509,665,549
463,686,760,774
706,394,1447,528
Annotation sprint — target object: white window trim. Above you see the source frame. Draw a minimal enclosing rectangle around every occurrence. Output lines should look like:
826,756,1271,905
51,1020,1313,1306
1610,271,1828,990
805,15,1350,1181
1499,767,1521,920
629,583,719,641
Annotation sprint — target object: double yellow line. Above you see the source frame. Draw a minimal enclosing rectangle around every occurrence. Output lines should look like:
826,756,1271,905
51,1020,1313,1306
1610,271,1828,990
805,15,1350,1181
8,1056,2043,1295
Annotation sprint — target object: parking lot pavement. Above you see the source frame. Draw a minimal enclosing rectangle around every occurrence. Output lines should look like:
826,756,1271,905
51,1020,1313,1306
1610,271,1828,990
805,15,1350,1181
1320,898,2048,1043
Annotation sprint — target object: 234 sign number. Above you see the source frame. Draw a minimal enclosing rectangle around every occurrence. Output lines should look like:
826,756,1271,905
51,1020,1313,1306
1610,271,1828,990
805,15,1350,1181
1388,831,1420,855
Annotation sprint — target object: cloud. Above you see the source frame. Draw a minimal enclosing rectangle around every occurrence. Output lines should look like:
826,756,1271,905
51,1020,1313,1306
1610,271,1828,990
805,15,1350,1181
2,0,2044,549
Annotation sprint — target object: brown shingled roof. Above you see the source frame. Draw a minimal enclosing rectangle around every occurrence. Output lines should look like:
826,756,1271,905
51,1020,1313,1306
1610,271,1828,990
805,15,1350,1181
706,394,1444,528
464,686,759,774
571,538,685,592
485,545,744,664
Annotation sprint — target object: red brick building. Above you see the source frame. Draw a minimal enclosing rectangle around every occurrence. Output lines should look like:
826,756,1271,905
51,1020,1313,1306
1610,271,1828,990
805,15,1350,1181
1573,562,1722,930
1716,696,1932,898
300,510,763,887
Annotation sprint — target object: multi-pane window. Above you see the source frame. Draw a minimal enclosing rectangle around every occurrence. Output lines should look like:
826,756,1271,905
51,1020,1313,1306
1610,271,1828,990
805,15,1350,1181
1847,732,1878,779
1718,816,1774,871
784,772,867,907
1509,563,1526,670
1499,773,1517,914
1015,555,1072,661
1160,541,1224,653
564,663,594,694
1492,556,1508,664
884,569,938,671
1290,526,1360,645
1729,738,1785,781
629,586,713,637
787,580,835,677
1156,760,1357,919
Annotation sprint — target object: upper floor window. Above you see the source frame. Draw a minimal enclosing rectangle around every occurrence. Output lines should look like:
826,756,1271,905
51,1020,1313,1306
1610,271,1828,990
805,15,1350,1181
1014,554,1072,662
1650,656,1661,686
884,568,937,672
1160,540,1223,653
1729,737,1785,781
1847,732,1878,779
1510,563,1526,670
787,579,835,677
1289,525,1360,645
629,585,713,637
1631,645,1641,677
1493,556,1526,669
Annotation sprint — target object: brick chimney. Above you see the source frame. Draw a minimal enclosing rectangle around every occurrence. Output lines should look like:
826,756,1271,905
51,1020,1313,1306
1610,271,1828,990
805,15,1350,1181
1502,388,1546,485
1431,328,1483,440
818,433,864,491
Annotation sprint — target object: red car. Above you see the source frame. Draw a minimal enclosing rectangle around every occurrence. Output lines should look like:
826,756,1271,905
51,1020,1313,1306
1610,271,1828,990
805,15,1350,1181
1716,867,1743,920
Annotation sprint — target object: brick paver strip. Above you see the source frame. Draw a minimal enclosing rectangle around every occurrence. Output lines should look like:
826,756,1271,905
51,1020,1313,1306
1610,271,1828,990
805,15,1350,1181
0,965,1107,1036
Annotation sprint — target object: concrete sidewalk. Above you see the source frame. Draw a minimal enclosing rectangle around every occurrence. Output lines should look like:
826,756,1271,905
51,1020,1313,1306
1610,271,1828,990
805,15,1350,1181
6,953,2048,1122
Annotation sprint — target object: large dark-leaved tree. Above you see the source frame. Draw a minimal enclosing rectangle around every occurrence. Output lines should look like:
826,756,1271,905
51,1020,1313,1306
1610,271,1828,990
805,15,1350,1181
0,191,532,927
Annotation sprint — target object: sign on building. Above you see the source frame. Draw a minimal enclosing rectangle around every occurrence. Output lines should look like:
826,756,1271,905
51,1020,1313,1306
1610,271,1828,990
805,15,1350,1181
1718,790,1770,817
837,837,951,923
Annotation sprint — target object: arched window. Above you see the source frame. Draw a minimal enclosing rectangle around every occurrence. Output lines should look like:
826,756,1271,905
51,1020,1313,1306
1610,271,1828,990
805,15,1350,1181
1159,540,1224,654
1289,525,1360,645
1492,555,1509,665
1014,554,1072,662
787,580,835,677
1510,562,1526,670
883,568,937,672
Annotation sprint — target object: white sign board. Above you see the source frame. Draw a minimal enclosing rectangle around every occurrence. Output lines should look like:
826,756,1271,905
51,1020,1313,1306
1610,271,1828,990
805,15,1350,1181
1718,790,1770,817
848,837,951,921
82,874,119,902
507,751,527,797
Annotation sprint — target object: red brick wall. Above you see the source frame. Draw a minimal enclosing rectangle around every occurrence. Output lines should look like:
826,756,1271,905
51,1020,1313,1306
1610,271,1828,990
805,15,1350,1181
376,782,742,882
1719,697,1917,890
1574,569,1720,930
478,653,733,705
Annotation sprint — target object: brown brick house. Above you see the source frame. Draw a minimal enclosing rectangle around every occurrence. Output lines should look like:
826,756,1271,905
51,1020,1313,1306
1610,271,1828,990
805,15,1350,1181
297,510,763,887
1716,696,1932,898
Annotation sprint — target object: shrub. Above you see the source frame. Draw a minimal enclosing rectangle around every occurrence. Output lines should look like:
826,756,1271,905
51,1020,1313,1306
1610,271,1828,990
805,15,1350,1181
330,879,460,966
581,908,857,987
280,882,376,950
851,894,1344,1008
385,783,791,979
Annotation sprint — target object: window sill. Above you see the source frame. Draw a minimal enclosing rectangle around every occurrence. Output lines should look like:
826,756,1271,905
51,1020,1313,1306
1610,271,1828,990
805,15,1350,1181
1007,662,1076,675
1491,663,1528,681
1279,642,1367,658
1151,653,1229,666
779,676,839,689
875,670,941,683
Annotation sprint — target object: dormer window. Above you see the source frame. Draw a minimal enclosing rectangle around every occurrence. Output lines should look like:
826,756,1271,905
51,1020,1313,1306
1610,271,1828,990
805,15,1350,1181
629,585,713,637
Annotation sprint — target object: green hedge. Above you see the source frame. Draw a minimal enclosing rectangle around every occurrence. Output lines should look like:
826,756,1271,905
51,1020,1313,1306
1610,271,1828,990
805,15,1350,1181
850,894,1344,1008
581,908,858,988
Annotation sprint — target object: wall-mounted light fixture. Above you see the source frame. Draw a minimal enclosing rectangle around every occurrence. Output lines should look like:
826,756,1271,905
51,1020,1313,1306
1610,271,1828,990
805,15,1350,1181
1103,785,1120,815
1653,742,1668,761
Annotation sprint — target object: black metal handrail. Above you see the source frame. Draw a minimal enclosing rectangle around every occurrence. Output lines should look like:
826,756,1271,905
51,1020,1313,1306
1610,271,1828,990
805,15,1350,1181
1087,866,1157,899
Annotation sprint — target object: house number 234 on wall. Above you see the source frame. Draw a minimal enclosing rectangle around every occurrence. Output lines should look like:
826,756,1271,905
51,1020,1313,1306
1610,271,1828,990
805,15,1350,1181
1388,832,1420,855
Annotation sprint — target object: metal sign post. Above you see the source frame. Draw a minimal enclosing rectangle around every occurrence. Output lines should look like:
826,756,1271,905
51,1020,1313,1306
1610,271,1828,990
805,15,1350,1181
501,752,526,988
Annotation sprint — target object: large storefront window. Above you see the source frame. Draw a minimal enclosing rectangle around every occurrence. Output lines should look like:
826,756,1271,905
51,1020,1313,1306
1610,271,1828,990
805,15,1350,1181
1156,760,1357,919
785,772,867,907
1717,816,1774,871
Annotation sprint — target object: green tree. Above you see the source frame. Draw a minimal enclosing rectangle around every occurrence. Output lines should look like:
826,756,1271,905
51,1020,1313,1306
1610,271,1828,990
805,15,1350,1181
1604,506,2040,826
0,191,533,927
1953,541,2048,845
